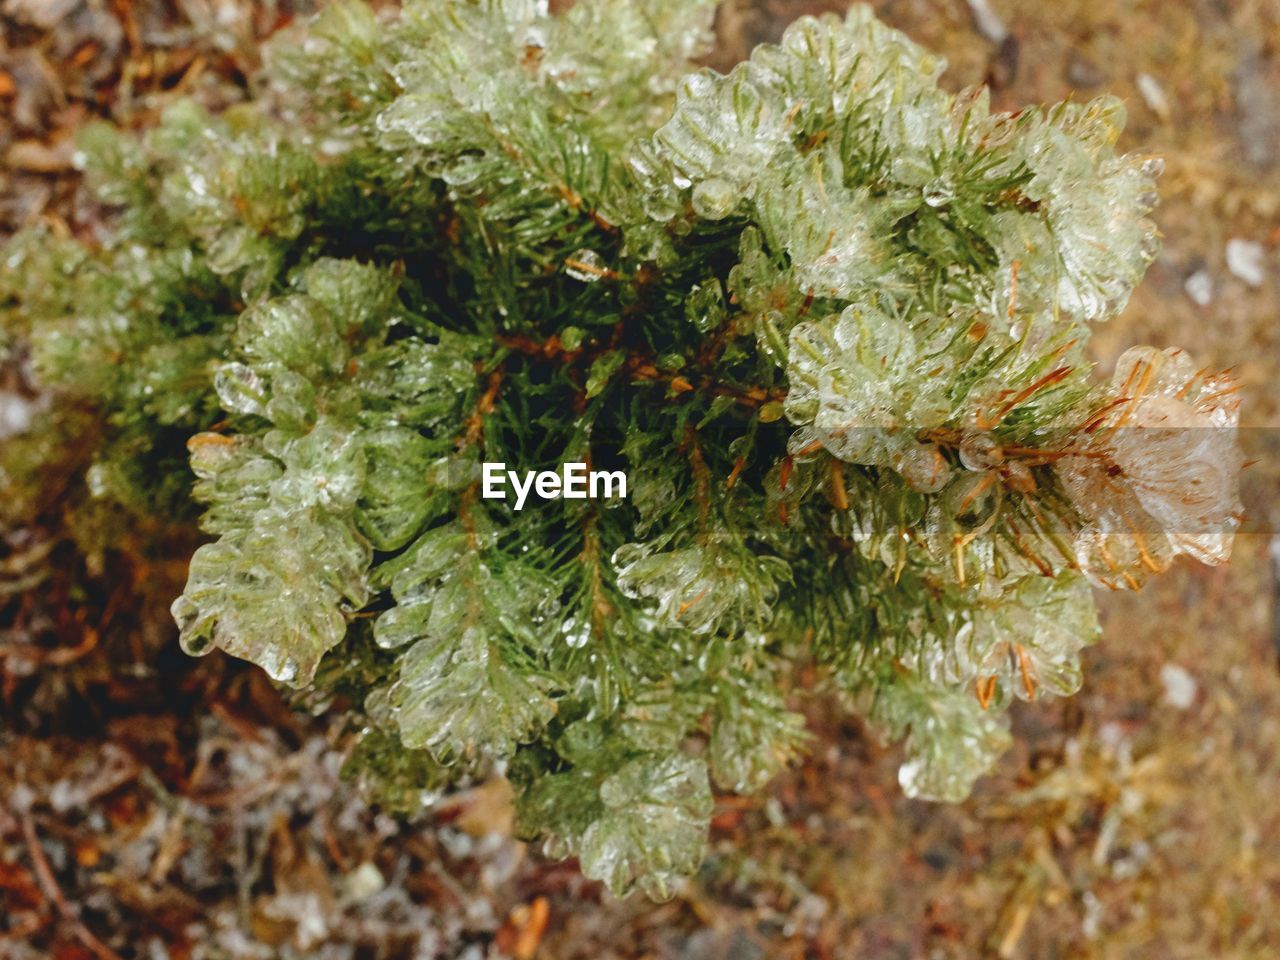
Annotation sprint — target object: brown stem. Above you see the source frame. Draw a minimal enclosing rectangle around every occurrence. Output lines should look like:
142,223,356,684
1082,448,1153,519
21,813,123,960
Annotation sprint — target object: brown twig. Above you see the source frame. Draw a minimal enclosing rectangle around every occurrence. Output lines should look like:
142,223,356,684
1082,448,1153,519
497,330,786,410
21,813,123,960
0,625,99,668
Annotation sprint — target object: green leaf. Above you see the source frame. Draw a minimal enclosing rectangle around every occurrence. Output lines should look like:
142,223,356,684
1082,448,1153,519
585,350,626,399
355,427,444,551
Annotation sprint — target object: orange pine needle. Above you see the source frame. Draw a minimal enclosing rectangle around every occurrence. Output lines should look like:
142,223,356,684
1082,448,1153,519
992,365,1073,421
563,257,621,281
1007,259,1020,321
975,675,998,711
1014,644,1037,700
726,456,746,490
677,589,710,618
829,459,849,511
778,455,794,491
958,472,996,513
188,432,235,450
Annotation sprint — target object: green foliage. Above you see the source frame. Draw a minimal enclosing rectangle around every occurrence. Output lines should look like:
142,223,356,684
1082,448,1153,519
0,0,1243,898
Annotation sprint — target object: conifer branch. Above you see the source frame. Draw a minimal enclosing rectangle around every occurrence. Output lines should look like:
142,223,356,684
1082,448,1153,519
0,0,1243,900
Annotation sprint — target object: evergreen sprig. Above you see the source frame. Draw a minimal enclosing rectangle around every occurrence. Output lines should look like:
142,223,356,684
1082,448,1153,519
0,0,1243,898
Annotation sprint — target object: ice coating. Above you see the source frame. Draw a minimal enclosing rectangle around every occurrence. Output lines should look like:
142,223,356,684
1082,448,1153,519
1057,346,1244,589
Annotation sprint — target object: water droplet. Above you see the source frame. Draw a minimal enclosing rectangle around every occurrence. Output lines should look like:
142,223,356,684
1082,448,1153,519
691,178,739,220
922,176,954,208
565,249,607,282
561,615,590,649
214,362,268,416
1139,156,1165,179
758,400,785,423
958,432,1001,472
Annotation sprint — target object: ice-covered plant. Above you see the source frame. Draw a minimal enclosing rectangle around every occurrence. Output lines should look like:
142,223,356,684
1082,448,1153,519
0,0,1243,898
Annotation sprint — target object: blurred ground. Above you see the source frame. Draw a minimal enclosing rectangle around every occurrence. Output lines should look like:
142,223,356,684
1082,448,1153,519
2,1,1278,958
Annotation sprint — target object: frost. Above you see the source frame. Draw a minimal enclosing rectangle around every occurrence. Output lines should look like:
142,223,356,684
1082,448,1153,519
683,282,727,335
297,257,401,340
179,434,368,641
355,427,442,551
707,672,807,793
236,295,347,381
371,523,559,763
355,339,478,430
756,167,894,299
